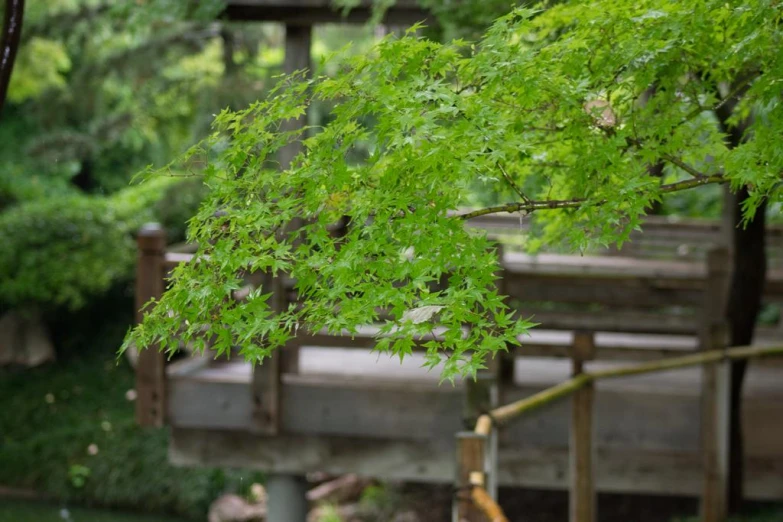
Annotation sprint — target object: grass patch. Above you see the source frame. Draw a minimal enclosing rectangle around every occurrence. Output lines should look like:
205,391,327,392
0,322,262,519
0,499,187,522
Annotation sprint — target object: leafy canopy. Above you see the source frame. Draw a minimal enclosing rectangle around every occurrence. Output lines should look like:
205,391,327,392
126,0,783,381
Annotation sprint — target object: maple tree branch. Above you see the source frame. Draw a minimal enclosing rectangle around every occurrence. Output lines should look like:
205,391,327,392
661,154,707,179
457,173,727,220
497,162,530,203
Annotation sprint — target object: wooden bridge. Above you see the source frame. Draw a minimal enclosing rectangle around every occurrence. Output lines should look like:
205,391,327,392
128,2,783,520
133,214,783,521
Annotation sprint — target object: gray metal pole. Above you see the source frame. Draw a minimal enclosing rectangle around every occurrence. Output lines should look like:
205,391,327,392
266,473,309,522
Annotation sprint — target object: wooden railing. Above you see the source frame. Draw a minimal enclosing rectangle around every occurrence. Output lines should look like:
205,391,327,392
453,342,783,522
133,223,783,522
453,247,745,522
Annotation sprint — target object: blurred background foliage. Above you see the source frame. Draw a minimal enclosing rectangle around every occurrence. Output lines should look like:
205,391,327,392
0,0,523,515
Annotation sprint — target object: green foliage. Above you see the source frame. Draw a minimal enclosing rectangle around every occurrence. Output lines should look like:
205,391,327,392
7,37,71,104
0,177,200,311
0,345,263,519
127,0,783,381
0,501,187,522
153,177,211,243
0,196,137,310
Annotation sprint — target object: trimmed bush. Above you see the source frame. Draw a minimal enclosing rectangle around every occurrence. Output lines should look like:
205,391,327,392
0,176,205,312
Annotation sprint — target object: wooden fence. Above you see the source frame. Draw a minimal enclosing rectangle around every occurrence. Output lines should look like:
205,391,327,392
454,341,783,522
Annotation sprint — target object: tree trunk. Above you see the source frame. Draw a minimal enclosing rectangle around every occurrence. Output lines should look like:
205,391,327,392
72,158,96,192
0,0,25,115
725,187,767,512
715,83,767,512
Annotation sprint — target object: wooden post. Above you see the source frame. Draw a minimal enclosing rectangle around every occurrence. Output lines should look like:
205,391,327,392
251,273,285,435
250,24,313,432
700,247,731,522
453,431,487,522
494,243,515,391
279,24,312,169
465,371,499,501
135,223,167,427
570,331,595,522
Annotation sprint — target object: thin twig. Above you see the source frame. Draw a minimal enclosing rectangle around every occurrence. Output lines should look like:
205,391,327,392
661,154,706,179
497,162,530,203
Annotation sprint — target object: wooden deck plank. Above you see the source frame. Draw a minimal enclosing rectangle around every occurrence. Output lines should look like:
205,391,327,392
169,429,783,500
166,356,783,456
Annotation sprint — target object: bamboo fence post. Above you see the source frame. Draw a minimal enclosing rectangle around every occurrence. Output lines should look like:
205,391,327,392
570,331,596,522
700,247,731,522
453,431,487,522
135,223,167,427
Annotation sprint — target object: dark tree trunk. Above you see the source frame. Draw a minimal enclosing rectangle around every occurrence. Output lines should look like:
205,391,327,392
725,188,767,513
0,0,25,115
715,83,767,514
72,158,96,192
646,161,665,215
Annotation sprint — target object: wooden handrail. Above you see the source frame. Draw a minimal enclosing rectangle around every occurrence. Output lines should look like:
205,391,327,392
462,342,783,522
475,342,783,433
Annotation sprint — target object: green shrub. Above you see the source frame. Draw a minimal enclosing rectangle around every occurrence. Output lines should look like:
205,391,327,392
0,176,204,311
0,196,137,310
152,177,208,244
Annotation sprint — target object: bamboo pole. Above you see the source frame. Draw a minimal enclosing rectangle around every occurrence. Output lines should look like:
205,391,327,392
475,414,492,436
490,374,591,425
486,343,783,426
587,344,783,381
471,486,509,522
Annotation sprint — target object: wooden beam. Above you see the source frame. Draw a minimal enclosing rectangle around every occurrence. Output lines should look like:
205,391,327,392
135,223,167,427
570,332,595,522
168,428,783,499
700,247,731,522
223,0,429,25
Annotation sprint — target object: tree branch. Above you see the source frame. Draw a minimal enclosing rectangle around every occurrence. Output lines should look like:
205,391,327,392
497,162,530,203
661,154,707,179
0,0,25,116
456,173,727,220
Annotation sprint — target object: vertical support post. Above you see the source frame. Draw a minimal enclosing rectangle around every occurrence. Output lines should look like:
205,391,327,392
570,331,595,522
466,372,499,501
486,406,499,502
266,473,309,522
487,241,507,501
700,247,731,522
453,432,487,522
279,22,313,372
494,243,515,393
251,273,285,435
250,23,313,434
135,223,167,427
279,24,312,169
